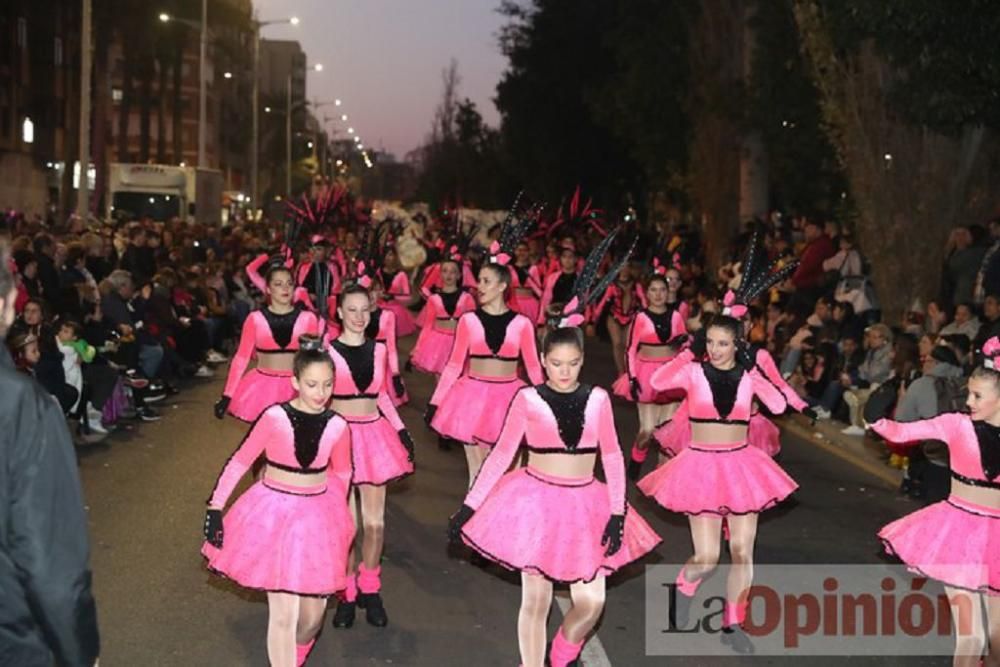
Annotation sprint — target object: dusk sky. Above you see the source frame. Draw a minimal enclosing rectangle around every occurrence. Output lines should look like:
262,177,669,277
253,0,509,161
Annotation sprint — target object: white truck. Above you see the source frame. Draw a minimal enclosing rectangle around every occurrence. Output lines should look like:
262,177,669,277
107,163,223,224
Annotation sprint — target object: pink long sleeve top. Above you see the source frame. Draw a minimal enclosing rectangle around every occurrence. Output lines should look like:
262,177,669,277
592,282,647,326
624,305,689,379
207,403,351,508
429,309,544,406
365,308,401,380
464,384,627,514
328,339,405,430
754,347,808,412
872,413,1000,486
378,269,411,305
222,308,320,398
421,290,476,331
509,264,543,296
650,348,788,425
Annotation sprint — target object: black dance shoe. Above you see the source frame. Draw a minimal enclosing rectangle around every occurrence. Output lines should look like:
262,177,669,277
331,600,355,628
721,625,755,654
357,592,388,627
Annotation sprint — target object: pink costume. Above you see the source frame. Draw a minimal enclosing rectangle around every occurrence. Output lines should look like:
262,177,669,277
871,413,1000,594
419,260,477,298
409,289,476,375
222,307,320,422
536,270,578,325
749,348,808,457
429,309,544,446
461,385,661,582
637,348,798,515
591,281,646,328
612,304,689,404
365,307,408,407
202,403,355,595
328,339,414,485
378,269,417,337
508,263,543,324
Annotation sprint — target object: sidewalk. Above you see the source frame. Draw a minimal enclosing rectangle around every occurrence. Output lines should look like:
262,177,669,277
778,413,903,489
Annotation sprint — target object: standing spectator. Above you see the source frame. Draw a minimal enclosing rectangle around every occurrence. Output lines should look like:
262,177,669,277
119,226,155,287
841,323,893,435
973,217,1000,305
938,302,981,340
790,219,836,310
0,248,100,666
942,226,986,307
32,233,61,306
973,294,1000,356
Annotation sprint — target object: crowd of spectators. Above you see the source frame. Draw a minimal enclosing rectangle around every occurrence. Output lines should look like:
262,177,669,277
0,212,287,442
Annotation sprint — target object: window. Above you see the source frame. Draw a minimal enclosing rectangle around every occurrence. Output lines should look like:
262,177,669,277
17,18,26,48
112,88,123,102
54,37,62,65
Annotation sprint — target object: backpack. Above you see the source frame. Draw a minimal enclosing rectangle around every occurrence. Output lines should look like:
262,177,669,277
933,376,968,414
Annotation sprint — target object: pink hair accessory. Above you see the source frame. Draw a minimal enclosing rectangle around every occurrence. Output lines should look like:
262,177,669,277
721,289,748,319
652,258,666,276
983,336,1000,368
560,313,586,328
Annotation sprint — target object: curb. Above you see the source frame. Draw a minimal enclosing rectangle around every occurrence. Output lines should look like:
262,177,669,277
778,415,902,490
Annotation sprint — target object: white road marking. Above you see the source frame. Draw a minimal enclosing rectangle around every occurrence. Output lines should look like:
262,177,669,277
554,591,613,666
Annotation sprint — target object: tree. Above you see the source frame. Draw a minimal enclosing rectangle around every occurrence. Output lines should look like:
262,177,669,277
793,0,1000,319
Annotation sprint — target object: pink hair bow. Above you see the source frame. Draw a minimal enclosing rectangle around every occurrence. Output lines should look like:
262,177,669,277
721,290,748,319
652,258,666,276
983,337,1000,368
488,239,511,266
556,296,585,328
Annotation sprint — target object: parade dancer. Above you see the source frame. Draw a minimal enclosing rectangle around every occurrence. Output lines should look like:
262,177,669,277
509,240,543,323
639,246,800,654
592,263,645,376
537,245,579,326
215,264,319,422
203,336,353,666
425,211,544,486
410,257,476,376
328,283,415,630
366,275,408,407
869,336,1000,667
610,265,689,480
448,240,658,667
377,247,417,337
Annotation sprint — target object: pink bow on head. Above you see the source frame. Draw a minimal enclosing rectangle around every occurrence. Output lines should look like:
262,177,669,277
721,290,748,319
358,275,372,289
652,258,666,276
672,252,682,271
560,313,586,328
488,239,512,266
983,336,1000,359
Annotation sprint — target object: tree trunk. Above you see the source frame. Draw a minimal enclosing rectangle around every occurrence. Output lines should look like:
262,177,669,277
686,0,745,270
60,56,81,224
793,1,1000,322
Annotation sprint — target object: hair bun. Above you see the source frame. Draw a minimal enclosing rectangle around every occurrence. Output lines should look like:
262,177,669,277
298,335,324,352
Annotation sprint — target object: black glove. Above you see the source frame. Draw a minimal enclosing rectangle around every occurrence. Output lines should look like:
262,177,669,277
213,396,231,420
392,375,406,399
204,509,224,548
690,329,707,357
425,404,438,427
629,378,641,402
601,514,625,556
399,429,415,462
669,333,689,348
448,504,475,544
802,407,818,423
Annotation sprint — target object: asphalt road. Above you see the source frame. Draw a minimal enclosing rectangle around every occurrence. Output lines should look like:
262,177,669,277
76,335,956,666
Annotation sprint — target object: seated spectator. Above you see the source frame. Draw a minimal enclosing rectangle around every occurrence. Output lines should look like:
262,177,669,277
841,323,893,435
812,334,866,420
924,300,948,335
940,333,973,374
973,293,1000,355
789,349,829,403
938,302,981,340
100,269,164,381
9,298,46,340
830,300,865,343
894,345,965,424
918,333,938,363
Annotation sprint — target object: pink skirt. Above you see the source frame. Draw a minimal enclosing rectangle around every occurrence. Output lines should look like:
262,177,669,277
638,442,798,516
410,327,456,375
748,412,781,457
346,414,414,486
228,368,295,423
512,293,540,324
202,480,354,595
431,375,526,446
461,467,662,583
880,495,1000,594
383,301,417,337
653,402,691,456
611,358,685,404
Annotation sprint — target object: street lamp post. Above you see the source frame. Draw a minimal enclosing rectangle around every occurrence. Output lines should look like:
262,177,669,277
198,0,207,167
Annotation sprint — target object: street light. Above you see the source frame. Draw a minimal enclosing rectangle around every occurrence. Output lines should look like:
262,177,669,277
223,71,232,79
251,14,299,211
340,114,347,121
335,99,342,106
158,12,170,22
